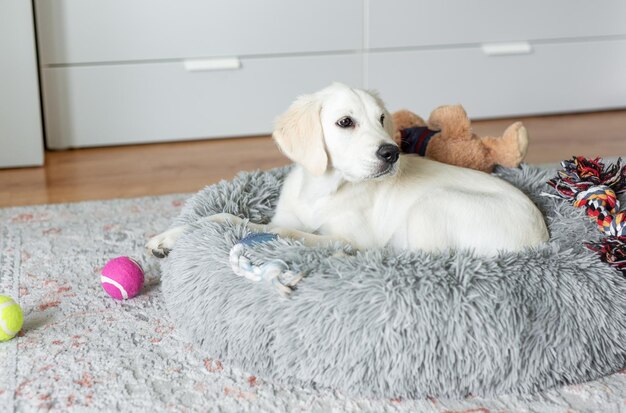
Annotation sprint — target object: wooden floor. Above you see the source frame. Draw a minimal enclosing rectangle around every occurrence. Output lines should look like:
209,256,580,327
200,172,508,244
1,110,626,208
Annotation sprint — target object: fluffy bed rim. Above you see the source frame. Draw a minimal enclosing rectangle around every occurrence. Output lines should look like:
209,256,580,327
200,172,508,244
160,164,626,399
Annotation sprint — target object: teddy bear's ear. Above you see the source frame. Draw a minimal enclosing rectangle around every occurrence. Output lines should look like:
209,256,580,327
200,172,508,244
273,94,328,176
428,105,472,139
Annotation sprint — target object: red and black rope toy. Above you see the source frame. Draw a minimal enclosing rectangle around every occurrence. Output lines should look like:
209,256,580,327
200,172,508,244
547,156,626,274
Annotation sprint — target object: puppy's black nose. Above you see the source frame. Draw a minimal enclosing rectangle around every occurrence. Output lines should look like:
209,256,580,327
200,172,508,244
376,144,400,164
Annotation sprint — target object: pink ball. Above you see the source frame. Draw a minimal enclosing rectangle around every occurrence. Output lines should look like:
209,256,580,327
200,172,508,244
101,256,144,300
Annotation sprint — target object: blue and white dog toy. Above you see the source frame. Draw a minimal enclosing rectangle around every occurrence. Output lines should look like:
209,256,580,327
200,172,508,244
229,233,302,296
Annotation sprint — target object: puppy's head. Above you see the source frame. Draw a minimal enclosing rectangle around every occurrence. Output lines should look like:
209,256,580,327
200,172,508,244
273,83,399,182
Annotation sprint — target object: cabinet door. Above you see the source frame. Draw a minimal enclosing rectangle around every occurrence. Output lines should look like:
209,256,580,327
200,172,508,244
42,54,362,149
36,0,363,65
369,0,626,49
368,39,626,118
0,0,44,168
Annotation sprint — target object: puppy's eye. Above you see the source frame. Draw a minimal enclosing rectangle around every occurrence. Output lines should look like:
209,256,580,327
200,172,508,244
380,114,385,125
336,117,355,128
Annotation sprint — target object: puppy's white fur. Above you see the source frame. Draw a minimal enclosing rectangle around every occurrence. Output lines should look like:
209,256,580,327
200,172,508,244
148,83,548,257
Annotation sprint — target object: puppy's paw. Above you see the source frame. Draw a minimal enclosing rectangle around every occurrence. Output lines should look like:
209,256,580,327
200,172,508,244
150,247,171,259
146,226,186,258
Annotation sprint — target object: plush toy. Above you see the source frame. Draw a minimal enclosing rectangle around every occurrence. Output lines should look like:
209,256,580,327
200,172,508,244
392,105,529,173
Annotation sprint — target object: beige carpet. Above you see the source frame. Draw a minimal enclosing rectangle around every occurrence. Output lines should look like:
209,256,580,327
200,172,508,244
1,191,625,412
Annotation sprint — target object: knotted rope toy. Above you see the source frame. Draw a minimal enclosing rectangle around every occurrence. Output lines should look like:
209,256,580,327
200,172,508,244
229,232,303,296
546,156,626,274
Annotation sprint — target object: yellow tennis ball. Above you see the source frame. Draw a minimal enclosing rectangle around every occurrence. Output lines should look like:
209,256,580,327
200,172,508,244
0,295,23,341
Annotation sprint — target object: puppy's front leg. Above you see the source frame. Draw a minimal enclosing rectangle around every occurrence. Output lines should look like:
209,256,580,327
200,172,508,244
270,227,347,248
147,213,348,258
146,213,239,258
209,213,347,248
146,225,188,258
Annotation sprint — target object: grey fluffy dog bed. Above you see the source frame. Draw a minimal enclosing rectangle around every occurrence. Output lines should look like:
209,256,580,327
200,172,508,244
161,164,626,398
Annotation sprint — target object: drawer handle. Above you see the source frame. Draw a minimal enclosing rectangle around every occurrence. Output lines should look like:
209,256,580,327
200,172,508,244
183,57,241,72
481,42,532,56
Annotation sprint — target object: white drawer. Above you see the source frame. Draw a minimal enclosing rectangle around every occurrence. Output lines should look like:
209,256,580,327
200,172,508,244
368,38,626,118
36,0,363,65
41,54,362,149
369,0,626,49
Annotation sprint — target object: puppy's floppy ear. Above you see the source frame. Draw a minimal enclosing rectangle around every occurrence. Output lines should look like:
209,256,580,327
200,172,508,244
273,94,328,176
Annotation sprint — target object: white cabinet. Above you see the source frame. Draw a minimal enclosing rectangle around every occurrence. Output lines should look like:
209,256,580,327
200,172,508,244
368,39,626,118
36,0,362,64
368,0,626,49
42,54,361,148
366,0,626,117
36,0,364,149
35,0,626,149
0,0,44,167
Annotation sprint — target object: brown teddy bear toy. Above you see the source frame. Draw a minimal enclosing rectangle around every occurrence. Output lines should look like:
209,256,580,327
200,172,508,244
392,105,528,173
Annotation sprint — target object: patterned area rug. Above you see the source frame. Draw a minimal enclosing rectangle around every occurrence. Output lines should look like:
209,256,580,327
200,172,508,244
1,190,625,412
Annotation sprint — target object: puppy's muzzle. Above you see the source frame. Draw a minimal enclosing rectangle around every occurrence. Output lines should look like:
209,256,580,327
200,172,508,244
376,144,400,165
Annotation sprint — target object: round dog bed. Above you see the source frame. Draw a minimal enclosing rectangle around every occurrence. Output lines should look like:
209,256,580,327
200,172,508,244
161,165,626,398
